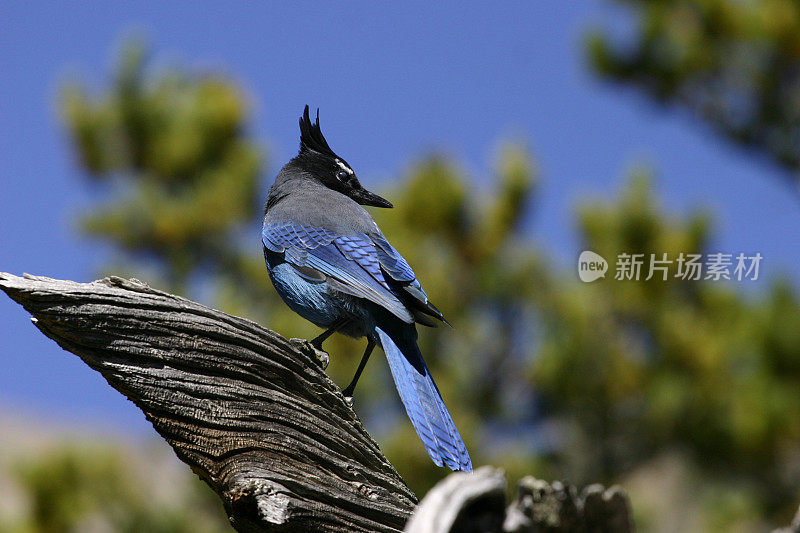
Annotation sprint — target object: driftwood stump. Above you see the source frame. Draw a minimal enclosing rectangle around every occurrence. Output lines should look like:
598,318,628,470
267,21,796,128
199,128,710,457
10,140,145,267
0,273,636,533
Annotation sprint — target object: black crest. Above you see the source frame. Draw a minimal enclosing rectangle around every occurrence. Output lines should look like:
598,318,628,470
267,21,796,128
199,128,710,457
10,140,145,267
299,105,338,158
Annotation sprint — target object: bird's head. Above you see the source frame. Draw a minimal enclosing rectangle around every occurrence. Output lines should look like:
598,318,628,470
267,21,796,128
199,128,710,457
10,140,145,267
288,106,393,208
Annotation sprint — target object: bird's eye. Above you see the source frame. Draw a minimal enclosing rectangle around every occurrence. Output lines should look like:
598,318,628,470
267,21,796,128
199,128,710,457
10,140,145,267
336,170,349,181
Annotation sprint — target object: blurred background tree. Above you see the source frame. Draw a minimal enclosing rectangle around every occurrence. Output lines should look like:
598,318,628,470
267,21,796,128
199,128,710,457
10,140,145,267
0,434,230,533
587,0,800,180
60,41,263,297
8,10,800,530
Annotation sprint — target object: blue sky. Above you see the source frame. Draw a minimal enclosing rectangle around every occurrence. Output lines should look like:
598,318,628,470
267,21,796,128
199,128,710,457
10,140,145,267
2,2,799,434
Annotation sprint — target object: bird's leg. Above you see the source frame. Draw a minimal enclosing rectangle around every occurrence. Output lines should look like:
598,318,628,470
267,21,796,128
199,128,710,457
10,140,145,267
342,339,376,402
311,318,350,350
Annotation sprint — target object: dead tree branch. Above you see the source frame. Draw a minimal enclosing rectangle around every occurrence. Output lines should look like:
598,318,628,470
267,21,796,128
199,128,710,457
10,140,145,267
0,273,416,533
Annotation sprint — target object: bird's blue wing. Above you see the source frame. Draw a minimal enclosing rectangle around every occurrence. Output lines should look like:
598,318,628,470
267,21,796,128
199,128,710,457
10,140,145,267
263,222,413,323
262,222,339,252
370,233,447,326
371,233,416,282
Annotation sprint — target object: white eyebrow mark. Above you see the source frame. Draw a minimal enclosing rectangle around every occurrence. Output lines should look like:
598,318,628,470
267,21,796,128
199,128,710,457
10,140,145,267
335,159,354,174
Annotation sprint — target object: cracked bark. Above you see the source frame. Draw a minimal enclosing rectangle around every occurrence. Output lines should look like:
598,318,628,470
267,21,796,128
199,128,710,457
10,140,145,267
0,273,416,533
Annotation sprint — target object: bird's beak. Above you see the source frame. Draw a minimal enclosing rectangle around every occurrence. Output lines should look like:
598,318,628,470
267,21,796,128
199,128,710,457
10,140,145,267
350,187,393,208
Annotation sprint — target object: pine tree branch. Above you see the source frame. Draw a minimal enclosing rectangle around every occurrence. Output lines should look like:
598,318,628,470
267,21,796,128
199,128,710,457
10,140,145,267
0,273,416,533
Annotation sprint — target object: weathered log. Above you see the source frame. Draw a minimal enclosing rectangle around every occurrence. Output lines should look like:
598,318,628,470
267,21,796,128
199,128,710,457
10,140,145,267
0,273,416,532
405,468,633,533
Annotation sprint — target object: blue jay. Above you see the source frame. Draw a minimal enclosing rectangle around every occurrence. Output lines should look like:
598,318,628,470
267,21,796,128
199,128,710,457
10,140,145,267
261,107,471,471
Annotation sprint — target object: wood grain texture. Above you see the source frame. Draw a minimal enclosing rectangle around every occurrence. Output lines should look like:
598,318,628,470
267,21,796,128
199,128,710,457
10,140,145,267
0,273,417,533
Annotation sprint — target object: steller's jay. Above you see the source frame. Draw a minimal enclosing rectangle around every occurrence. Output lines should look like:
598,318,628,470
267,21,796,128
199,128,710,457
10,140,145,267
261,106,471,471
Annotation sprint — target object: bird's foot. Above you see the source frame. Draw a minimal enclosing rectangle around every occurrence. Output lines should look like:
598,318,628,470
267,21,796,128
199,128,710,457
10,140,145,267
289,338,330,369
343,396,355,408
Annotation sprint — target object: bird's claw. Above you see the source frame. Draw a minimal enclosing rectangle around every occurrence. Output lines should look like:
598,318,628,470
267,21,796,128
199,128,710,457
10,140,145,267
289,338,330,369
344,396,355,408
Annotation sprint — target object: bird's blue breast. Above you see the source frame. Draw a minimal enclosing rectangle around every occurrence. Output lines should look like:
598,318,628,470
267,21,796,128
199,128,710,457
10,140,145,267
265,256,335,327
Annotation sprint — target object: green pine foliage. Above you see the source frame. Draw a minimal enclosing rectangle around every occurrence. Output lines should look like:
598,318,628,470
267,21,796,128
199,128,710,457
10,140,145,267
587,0,800,176
61,41,262,294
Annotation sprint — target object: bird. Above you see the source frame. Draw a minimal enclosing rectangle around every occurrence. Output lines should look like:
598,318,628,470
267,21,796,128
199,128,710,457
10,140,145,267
261,106,472,471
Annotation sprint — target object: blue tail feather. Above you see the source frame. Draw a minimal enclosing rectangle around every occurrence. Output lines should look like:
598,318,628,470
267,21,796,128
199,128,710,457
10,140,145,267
375,325,472,472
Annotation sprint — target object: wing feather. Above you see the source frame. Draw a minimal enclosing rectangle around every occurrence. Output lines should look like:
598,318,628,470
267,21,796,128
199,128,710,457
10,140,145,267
263,222,413,323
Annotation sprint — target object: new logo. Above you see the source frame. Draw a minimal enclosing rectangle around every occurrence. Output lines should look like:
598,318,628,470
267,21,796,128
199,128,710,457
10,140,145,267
578,251,608,282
